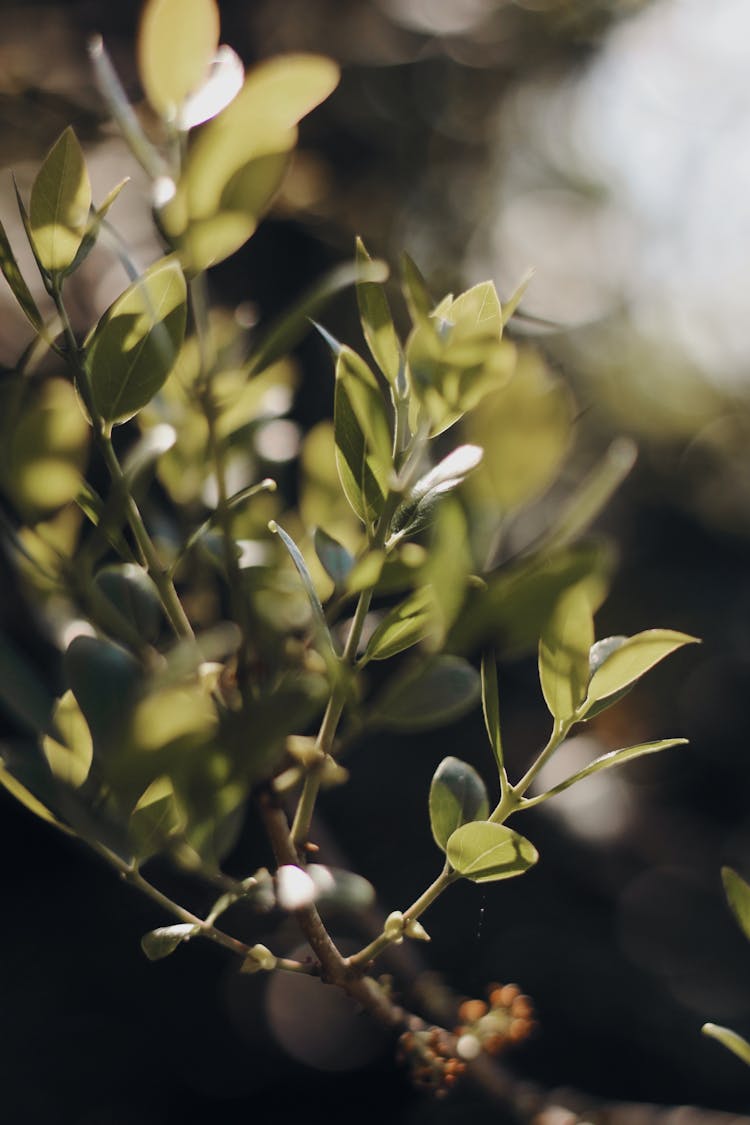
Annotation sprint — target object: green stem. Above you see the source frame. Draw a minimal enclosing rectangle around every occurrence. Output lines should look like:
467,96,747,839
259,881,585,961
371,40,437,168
52,285,194,640
348,865,457,969
290,490,402,850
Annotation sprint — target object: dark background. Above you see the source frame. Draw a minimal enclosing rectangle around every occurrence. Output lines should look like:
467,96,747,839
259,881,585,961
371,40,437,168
2,1,750,1121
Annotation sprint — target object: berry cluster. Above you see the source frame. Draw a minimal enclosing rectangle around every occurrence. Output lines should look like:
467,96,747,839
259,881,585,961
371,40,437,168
396,1024,468,1097
455,982,536,1058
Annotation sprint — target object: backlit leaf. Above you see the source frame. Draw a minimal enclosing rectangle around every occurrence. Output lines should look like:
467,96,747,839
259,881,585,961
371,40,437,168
334,346,393,524
429,755,488,851
722,867,750,944
527,739,687,806
447,821,538,883
583,629,699,710
42,690,93,789
85,257,187,425
356,237,400,385
29,127,91,273
364,586,434,662
138,0,220,117
539,584,594,722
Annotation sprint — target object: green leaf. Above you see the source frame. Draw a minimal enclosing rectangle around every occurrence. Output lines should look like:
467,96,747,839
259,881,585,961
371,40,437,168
356,237,401,385
722,867,750,944
447,821,538,883
29,127,92,274
64,635,142,750
85,257,187,425
702,1024,750,1067
501,268,534,326
138,0,219,117
141,922,200,962
269,521,337,661
583,629,699,711
372,655,480,732
162,54,339,270
449,281,502,342
393,445,483,537
41,690,93,789
429,755,489,851
130,775,186,859
334,346,393,524
94,564,164,643
0,219,43,331
526,739,687,806
313,527,355,586
364,586,434,662
480,650,504,779
401,251,432,322
539,584,594,722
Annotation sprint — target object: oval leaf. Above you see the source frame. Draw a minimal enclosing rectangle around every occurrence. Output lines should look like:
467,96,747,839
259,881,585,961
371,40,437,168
364,587,434,662
429,755,489,851
722,867,750,944
373,655,480,732
138,0,220,117
447,821,538,883
141,922,200,962
64,635,142,750
94,564,164,643
313,527,355,586
86,258,187,425
584,629,699,710
539,584,594,722
29,127,92,273
42,690,93,789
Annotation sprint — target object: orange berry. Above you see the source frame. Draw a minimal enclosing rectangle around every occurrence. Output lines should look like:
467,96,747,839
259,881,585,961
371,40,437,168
458,999,488,1023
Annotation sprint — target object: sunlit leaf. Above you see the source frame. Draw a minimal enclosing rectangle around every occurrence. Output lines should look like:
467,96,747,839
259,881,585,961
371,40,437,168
356,237,400,385
371,655,480,732
702,1023,750,1067
29,127,91,273
334,346,393,524
429,755,488,851
446,821,538,883
42,690,93,789
449,281,502,342
0,219,43,331
583,629,699,711
539,584,594,722
138,0,220,117
722,867,750,944
141,922,200,961
85,257,187,425
130,775,186,859
527,739,687,806
363,586,434,662
401,251,432,322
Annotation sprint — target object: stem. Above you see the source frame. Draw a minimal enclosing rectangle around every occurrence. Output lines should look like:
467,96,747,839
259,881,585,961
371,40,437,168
290,489,402,850
512,716,573,800
52,285,194,641
90,842,311,974
348,865,458,969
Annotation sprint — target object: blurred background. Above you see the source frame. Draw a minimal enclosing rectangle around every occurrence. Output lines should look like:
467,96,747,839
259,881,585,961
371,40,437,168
2,0,750,1121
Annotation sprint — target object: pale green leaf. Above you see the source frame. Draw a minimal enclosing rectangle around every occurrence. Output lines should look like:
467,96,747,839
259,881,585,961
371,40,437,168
449,281,502,342
356,237,401,385
29,127,91,273
401,251,432,322
501,268,534,326
334,346,393,524
722,867,750,944
138,0,220,117
364,586,434,662
130,775,186,859
429,755,489,851
539,584,594,722
85,257,187,425
42,690,93,789
702,1023,750,1067
584,629,700,710
141,922,200,961
447,821,538,883
526,739,687,807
